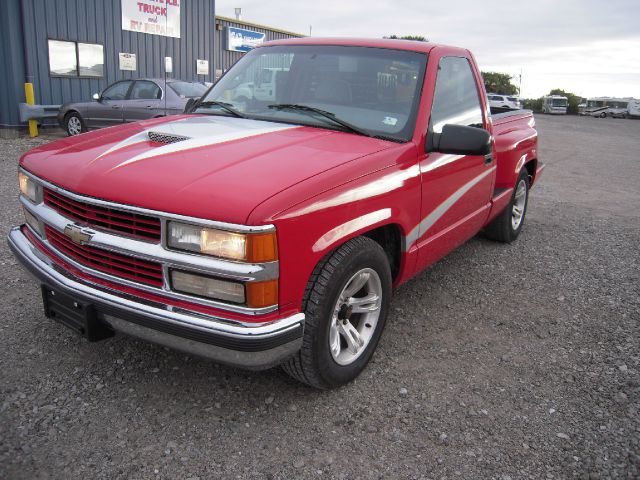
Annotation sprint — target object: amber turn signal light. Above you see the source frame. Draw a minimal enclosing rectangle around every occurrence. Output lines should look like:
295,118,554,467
245,279,278,308
246,232,278,263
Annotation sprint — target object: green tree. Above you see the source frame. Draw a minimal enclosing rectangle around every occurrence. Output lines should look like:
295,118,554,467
481,71,519,95
385,35,428,42
548,88,581,114
523,98,543,112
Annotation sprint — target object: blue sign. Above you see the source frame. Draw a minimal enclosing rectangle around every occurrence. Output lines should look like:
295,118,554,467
226,27,266,53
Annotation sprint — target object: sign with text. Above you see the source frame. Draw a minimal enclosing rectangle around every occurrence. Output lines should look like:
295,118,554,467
225,26,265,52
121,0,181,38
196,59,209,76
118,52,137,71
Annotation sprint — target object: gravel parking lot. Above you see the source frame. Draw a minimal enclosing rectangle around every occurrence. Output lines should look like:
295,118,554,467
1,115,638,480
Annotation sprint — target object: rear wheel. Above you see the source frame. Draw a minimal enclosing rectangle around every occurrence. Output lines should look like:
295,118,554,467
283,236,392,389
484,169,529,243
64,112,86,136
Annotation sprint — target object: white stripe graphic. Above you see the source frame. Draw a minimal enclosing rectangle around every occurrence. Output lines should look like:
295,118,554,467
112,124,298,170
404,166,496,249
91,116,299,171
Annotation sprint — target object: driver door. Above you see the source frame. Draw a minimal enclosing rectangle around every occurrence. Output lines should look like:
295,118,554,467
415,55,495,271
86,80,132,128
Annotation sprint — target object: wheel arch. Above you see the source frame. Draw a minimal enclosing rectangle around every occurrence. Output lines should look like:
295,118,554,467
309,213,406,284
524,157,537,185
63,109,82,120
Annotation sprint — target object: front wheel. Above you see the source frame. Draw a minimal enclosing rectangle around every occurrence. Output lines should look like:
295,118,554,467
283,236,392,389
64,112,86,136
483,169,529,243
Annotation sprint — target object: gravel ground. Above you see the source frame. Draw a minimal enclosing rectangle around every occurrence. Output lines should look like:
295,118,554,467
1,115,638,479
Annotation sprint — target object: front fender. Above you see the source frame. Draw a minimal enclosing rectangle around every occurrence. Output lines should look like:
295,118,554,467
248,144,421,313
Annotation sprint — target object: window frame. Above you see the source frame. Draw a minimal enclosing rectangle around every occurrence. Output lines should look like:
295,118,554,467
100,80,134,101
47,38,105,79
428,54,487,135
129,80,164,100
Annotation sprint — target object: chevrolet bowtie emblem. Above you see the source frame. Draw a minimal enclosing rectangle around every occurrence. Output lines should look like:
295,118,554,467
63,224,93,244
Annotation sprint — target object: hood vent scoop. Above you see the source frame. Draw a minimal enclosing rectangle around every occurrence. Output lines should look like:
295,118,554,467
147,131,191,144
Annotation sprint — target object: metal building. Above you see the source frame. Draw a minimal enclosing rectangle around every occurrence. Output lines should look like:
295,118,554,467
213,16,303,80
0,1,301,136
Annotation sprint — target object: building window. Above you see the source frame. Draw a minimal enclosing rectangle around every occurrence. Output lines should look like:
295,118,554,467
48,39,104,77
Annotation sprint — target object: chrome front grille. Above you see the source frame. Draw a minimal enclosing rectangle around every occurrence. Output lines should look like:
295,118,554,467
43,188,161,242
19,170,279,315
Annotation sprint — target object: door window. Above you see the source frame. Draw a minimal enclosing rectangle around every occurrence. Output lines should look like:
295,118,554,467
102,81,133,100
430,56,483,133
130,81,161,100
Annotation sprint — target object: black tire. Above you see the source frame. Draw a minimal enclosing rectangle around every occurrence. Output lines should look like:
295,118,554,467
283,236,392,389
483,169,530,243
64,112,86,136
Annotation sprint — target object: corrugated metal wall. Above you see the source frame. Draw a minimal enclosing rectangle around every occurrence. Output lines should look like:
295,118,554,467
0,0,27,128
214,16,302,77
1,0,215,129
0,3,305,131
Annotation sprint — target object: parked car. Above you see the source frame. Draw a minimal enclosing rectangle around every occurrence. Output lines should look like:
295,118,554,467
58,78,208,136
11,38,543,389
487,94,520,110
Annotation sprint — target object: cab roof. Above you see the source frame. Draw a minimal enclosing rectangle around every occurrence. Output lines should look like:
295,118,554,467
261,37,457,55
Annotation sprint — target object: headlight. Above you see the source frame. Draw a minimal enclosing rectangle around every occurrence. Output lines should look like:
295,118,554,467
18,172,42,203
167,222,277,262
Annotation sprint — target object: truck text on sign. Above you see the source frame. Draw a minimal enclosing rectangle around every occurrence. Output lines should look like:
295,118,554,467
121,0,181,38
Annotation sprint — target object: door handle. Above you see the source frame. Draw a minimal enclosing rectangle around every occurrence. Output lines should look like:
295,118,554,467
111,105,120,109
146,105,153,109
484,154,493,165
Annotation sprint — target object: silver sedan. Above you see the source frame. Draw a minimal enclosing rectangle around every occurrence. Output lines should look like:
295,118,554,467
57,78,209,136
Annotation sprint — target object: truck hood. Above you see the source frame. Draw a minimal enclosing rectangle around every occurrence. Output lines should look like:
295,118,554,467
21,115,395,224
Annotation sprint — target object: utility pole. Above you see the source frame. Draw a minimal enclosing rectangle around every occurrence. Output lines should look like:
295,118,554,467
309,25,312,36
518,68,523,96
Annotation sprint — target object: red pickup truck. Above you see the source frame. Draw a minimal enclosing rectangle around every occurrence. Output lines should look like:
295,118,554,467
9,38,542,388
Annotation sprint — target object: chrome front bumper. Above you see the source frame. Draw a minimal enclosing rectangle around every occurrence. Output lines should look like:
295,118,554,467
8,227,304,370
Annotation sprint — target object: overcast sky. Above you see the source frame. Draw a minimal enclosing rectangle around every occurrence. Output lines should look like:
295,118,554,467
217,0,640,99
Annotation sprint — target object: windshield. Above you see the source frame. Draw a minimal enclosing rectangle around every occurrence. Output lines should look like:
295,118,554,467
169,81,208,98
552,98,568,107
196,45,427,142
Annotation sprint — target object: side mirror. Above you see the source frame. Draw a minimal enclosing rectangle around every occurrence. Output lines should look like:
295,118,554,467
92,93,100,101
184,97,199,113
427,124,492,156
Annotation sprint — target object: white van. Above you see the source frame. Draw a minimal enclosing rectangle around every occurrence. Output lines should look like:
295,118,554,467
542,95,568,114
233,67,285,104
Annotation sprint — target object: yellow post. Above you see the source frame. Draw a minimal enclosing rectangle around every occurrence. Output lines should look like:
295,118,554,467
24,83,38,138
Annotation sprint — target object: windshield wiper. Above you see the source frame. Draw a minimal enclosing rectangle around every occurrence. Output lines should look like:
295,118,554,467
197,100,245,118
267,104,371,137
